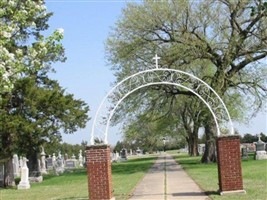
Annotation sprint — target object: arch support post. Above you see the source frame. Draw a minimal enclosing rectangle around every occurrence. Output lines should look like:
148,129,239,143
86,145,115,200
216,135,246,195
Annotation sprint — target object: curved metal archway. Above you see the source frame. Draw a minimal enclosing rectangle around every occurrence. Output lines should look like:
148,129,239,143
91,67,234,145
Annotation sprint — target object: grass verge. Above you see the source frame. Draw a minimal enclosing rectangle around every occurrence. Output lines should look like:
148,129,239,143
172,153,267,200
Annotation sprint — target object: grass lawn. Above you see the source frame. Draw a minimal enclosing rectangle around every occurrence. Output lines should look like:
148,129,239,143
172,152,267,200
0,155,157,200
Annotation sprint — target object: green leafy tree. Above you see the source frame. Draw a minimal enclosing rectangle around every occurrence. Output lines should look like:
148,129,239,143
0,77,89,182
241,132,267,143
0,0,65,93
0,0,87,187
241,133,258,143
106,0,267,163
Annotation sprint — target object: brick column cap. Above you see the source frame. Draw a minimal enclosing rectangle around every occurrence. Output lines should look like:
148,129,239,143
86,144,110,150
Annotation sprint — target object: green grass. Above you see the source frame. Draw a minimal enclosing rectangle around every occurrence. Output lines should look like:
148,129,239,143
0,155,157,200
172,153,267,200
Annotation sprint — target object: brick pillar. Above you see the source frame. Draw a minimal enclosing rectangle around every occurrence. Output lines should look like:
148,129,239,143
86,145,115,200
216,135,246,195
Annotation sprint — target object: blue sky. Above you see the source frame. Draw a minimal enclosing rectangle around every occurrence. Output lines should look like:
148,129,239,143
45,0,266,145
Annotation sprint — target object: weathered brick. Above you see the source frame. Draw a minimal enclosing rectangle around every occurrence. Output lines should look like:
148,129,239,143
216,135,244,192
86,145,114,200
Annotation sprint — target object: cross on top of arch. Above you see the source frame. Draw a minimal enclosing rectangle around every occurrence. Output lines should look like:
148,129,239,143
153,54,161,69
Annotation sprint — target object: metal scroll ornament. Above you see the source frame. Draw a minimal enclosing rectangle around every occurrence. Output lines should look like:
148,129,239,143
91,55,233,144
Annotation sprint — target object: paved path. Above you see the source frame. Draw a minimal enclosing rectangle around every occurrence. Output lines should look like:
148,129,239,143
128,154,210,200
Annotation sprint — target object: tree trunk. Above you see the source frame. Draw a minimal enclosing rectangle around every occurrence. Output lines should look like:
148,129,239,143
26,151,40,177
188,133,199,156
201,123,217,163
3,159,14,187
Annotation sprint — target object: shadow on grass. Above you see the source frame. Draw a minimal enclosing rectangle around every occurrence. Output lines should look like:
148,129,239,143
205,190,220,196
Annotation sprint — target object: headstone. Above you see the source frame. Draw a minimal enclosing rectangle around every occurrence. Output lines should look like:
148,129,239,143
111,152,118,162
46,155,53,170
37,159,41,173
19,156,23,175
65,160,76,168
255,135,267,160
136,147,142,156
71,154,76,159
83,155,86,165
78,150,83,167
256,142,265,151
198,144,205,155
18,157,30,189
13,154,20,177
58,151,62,159
54,157,65,174
58,151,64,168
52,153,56,166
115,152,120,160
120,148,127,161
129,149,133,155
241,147,248,159
64,153,68,161
242,143,256,152
28,158,43,183
40,147,47,174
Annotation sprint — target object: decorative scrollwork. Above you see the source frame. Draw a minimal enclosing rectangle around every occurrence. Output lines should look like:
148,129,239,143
91,68,234,145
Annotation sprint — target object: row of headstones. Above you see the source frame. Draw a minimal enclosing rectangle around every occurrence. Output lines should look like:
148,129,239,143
110,148,143,162
12,148,86,190
241,135,267,160
44,150,86,174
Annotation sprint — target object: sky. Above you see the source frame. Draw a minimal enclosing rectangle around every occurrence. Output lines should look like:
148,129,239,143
45,0,266,146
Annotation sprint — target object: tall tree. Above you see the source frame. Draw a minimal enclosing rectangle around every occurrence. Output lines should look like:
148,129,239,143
0,0,89,186
106,0,267,163
0,0,65,186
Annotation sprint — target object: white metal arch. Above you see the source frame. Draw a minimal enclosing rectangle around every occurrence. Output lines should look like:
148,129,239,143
91,68,234,145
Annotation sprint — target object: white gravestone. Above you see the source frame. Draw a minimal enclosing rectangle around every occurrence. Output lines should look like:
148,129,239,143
52,153,56,166
78,150,83,167
58,151,64,168
13,154,19,177
116,152,120,160
18,157,30,189
19,156,23,176
40,147,47,174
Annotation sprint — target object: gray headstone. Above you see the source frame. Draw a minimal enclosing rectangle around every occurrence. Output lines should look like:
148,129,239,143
256,143,265,151
46,157,53,169
65,160,76,168
13,154,20,177
241,147,248,159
